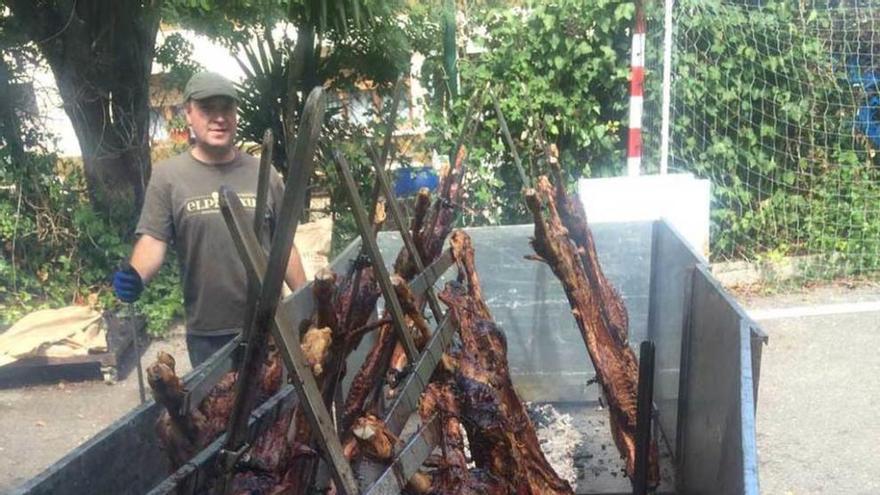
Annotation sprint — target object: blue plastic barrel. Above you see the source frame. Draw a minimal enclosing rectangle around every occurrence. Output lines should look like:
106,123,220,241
393,166,439,197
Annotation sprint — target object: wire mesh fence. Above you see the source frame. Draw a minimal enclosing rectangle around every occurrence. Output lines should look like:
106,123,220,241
644,0,880,280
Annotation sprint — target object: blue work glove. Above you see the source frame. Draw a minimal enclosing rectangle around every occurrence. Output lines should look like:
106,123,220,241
113,265,144,303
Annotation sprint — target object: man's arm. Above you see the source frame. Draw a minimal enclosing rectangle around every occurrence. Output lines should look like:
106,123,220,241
268,170,307,291
130,234,168,282
285,245,307,291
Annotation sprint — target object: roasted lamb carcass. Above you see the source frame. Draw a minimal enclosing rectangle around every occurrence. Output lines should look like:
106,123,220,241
439,230,574,495
525,167,659,487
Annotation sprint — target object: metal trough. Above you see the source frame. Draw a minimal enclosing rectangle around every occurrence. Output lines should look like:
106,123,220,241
13,219,765,495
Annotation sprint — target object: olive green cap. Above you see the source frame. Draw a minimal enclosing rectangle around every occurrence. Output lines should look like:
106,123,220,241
183,71,238,102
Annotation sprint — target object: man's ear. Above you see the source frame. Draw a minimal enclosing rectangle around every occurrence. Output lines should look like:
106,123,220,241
184,100,193,126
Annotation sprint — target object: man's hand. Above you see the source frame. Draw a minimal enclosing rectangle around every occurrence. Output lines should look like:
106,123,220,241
113,265,144,303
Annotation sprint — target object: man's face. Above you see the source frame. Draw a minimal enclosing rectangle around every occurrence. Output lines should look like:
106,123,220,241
185,96,237,151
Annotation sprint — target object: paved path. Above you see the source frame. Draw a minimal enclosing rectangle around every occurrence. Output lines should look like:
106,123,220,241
745,285,880,495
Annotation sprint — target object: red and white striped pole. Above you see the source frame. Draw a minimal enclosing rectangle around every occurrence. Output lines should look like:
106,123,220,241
627,0,647,176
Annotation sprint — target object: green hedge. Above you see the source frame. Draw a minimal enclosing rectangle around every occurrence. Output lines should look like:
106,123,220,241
0,150,183,336
659,0,880,275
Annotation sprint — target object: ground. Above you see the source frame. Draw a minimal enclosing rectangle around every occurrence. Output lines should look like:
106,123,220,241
1,285,879,494
741,284,880,495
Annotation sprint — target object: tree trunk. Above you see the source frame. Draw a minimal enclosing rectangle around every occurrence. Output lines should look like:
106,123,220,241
0,57,26,168
9,0,163,223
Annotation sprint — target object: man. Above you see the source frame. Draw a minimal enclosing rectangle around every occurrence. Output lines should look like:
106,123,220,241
113,71,306,367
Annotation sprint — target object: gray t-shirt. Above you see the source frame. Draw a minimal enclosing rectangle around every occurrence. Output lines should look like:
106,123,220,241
136,150,283,336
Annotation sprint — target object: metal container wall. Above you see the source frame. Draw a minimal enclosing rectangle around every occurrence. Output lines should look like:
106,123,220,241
377,222,655,403
647,221,764,494
647,220,705,455
677,265,763,494
380,221,763,493
16,220,764,494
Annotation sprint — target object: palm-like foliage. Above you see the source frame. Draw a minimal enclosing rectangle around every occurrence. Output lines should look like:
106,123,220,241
235,36,290,171
295,0,394,35
233,0,412,176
